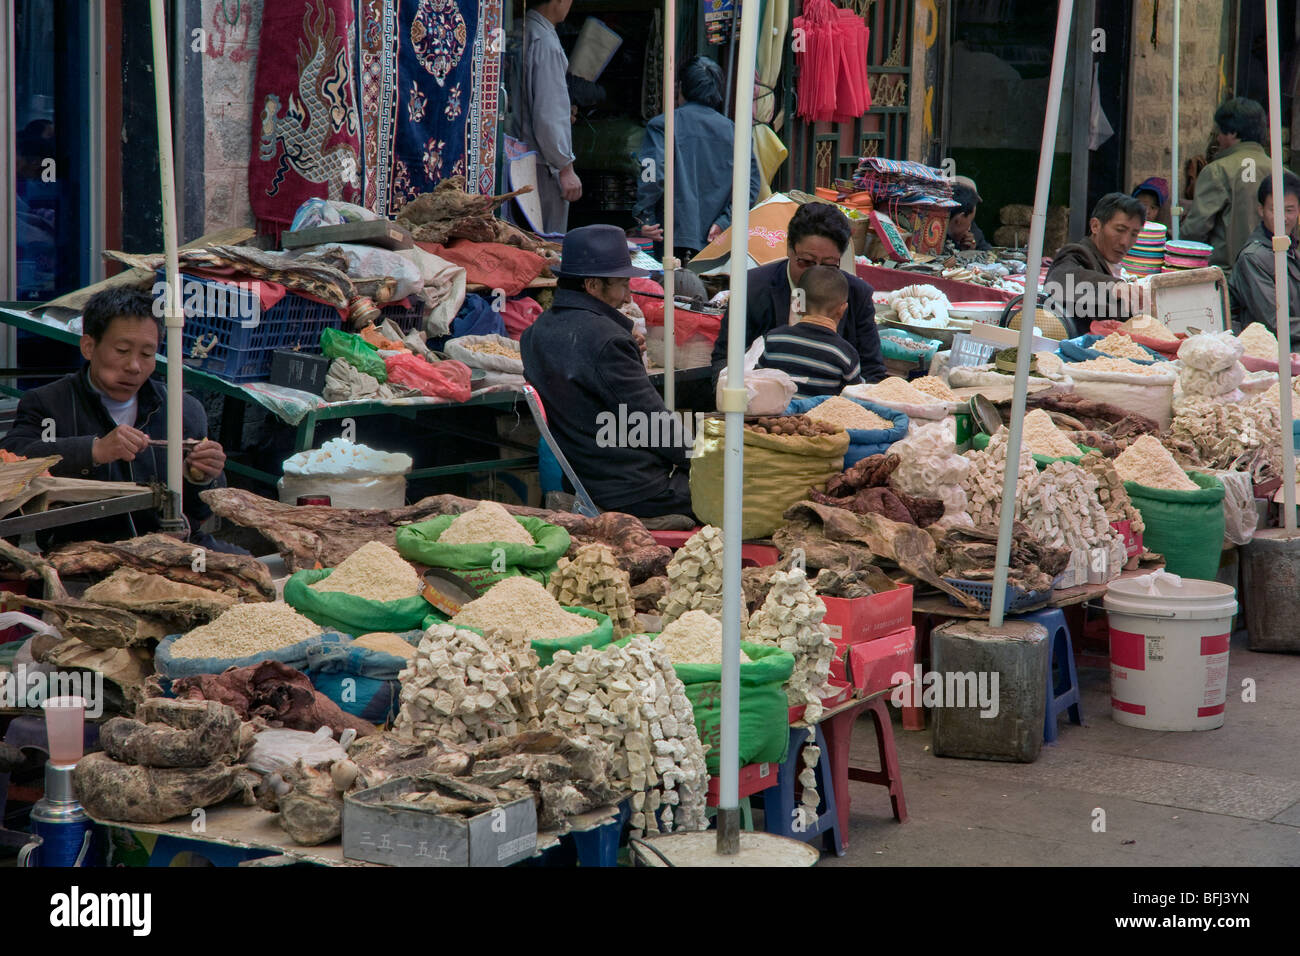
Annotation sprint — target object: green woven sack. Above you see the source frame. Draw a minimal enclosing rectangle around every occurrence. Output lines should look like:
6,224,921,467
283,569,432,636
619,635,795,774
1124,471,1225,580
395,515,570,595
971,431,1098,468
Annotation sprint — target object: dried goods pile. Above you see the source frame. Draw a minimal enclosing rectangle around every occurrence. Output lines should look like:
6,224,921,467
885,284,950,326
1093,332,1152,360
1021,409,1083,458
452,576,596,641
1238,322,1280,360
1066,356,1168,376
438,499,535,545
655,610,744,666
1077,451,1145,533
744,415,841,437
392,623,540,745
804,396,893,431
1255,377,1300,407
910,376,958,402
746,568,836,723
810,455,945,527
891,421,971,527
658,526,744,626
856,376,936,405
1114,435,1199,491
548,544,636,639
1177,332,1246,401
310,542,422,602
961,428,1037,527
1021,461,1127,577
1123,314,1179,345
933,522,1071,595
456,338,519,357
1168,398,1281,478
352,633,417,658
538,638,709,834
168,602,322,659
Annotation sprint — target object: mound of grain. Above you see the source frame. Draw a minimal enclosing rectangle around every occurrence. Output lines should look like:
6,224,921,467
1021,409,1082,458
805,396,893,430
353,632,417,658
654,610,745,665
1123,314,1179,345
859,377,934,405
439,500,535,546
1066,356,1167,376
1094,332,1151,360
910,376,958,401
1238,322,1279,360
169,602,321,659
1113,435,1198,491
310,541,422,602
452,575,596,640
1255,378,1300,406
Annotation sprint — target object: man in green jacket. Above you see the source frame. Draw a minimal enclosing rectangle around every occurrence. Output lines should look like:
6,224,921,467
1228,172,1300,344
1182,98,1279,277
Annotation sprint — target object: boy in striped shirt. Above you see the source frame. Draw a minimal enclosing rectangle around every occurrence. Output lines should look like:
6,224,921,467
759,265,864,398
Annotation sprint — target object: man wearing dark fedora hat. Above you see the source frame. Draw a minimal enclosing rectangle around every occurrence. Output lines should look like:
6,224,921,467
521,225,694,519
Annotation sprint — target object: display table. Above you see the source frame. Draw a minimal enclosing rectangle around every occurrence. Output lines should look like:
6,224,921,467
0,306,536,490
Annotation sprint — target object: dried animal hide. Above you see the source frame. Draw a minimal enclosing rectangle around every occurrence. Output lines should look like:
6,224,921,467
73,752,258,824
99,699,249,768
49,534,275,602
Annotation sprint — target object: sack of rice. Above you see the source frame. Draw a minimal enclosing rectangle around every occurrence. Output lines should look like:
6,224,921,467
284,542,430,636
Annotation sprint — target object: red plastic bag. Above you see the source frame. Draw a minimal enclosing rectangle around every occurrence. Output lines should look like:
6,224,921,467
631,277,665,324
384,353,472,402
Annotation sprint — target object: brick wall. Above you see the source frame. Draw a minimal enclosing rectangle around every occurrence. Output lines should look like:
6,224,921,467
1125,0,1230,205
198,0,262,234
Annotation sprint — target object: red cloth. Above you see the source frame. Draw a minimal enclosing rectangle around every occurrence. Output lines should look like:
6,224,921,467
632,277,720,345
420,239,547,296
795,1,870,124
502,297,543,339
248,0,363,230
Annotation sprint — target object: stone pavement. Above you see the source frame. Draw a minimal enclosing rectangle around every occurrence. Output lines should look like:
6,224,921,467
819,631,1300,866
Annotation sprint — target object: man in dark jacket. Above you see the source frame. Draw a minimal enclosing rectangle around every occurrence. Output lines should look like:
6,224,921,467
1,287,234,550
710,202,887,384
634,56,762,262
521,225,692,519
1044,192,1149,326
1229,172,1300,343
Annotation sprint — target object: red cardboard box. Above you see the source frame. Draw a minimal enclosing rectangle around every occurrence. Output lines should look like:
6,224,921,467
846,626,917,697
822,583,914,647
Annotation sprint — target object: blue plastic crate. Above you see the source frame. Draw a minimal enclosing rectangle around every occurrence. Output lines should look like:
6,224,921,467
153,271,343,383
944,577,1050,612
380,299,424,335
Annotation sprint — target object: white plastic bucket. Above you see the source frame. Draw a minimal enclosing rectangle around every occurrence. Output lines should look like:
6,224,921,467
1103,574,1236,731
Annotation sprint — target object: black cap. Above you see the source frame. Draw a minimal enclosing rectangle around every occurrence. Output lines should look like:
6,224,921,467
556,225,650,278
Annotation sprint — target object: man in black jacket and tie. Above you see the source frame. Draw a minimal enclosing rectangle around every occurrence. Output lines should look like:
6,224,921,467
710,201,888,385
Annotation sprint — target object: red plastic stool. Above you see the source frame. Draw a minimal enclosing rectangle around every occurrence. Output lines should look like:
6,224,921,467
818,694,909,849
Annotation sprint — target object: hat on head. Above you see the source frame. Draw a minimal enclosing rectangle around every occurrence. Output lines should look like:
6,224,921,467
953,175,981,203
1132,176,1170,208
556,225,650,279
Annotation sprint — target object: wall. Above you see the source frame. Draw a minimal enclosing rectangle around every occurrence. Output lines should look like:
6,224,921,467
196,0,262,235
1125,0,1231,204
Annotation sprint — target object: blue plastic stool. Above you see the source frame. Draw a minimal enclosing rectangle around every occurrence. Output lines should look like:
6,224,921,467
564,802,629,867
760,725,843,856
1015,607,1083,742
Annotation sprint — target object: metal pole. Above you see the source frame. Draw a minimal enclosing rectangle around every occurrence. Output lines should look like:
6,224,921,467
663,0,676,409
1265,0,1295,530
989,0,1075,627
150,0,184,521
715,0,759,856
1171,0,1181,240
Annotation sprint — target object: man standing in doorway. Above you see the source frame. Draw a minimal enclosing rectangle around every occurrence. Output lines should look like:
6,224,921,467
519,0,581,233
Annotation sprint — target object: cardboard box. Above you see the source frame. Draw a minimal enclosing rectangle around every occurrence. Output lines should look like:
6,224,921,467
270,350,331,395
822,583,914,647
845,625,917,697
343,778,537,867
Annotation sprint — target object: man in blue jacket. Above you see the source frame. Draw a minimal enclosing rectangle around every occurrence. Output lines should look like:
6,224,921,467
1,287,237,550
521,225,692,519
634,56,761,263
710,202,888,384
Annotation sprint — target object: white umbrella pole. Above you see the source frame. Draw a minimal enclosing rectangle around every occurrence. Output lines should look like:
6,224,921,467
1265,0,1295,530
663,0,676,409
715,0,759,856
150,0,184,519
1171,0,1181,239
989,0,1075,627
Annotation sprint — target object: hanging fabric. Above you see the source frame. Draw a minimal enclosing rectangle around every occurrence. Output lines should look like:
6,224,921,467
794,0,871,124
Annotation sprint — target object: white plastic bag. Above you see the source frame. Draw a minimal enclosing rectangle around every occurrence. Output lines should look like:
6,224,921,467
1215,470,1257,546
247,727,347,775
716,339,798,416
1178,331,1243,373
1050,353,1177,429
445,334,524,374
